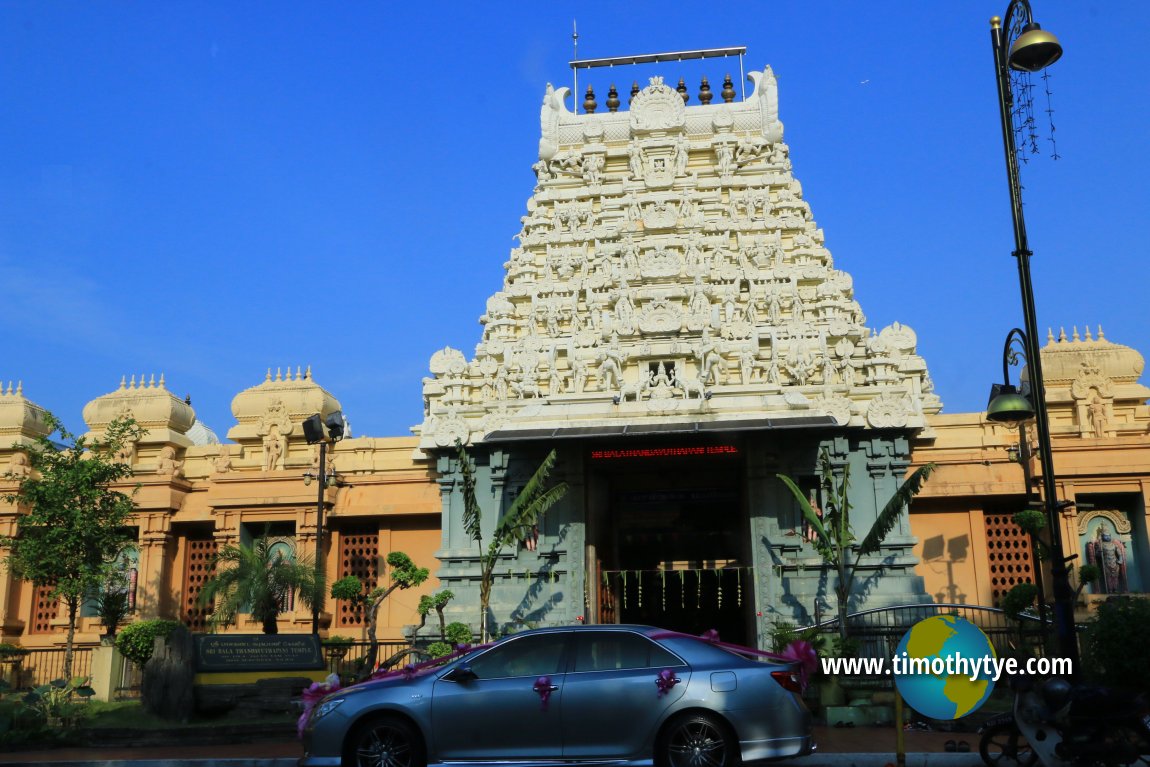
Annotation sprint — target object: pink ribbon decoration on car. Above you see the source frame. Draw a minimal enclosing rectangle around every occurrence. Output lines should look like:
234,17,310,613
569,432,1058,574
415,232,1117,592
297,673,341,738
655,668,679,696
533,675,553,710
649,629,820,693
778,639,819,690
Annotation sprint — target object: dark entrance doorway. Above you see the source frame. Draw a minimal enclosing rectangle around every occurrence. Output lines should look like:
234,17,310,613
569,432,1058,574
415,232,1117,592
588,444,750,645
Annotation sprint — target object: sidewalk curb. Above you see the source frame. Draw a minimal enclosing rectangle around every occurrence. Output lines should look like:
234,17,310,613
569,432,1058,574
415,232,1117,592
0,756,986,767
0,760,298,767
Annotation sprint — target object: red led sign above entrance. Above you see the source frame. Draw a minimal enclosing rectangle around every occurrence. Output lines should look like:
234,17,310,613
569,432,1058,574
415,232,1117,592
589,446,739,460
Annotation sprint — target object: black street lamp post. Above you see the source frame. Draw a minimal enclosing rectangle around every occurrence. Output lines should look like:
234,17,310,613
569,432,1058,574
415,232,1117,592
985,1,1079,669
303,411,347,635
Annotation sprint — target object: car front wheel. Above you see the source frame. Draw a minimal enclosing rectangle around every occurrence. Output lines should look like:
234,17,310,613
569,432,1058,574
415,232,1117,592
344,715,426,767
659,713,739,767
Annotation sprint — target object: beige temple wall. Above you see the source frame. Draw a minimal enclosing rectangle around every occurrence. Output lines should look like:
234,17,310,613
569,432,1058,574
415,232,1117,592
2,330,1149,648
0,374,443,649
909,329,1150,616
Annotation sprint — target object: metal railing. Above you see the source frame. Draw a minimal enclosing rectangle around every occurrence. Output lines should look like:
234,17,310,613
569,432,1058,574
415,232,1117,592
799,602,1048,666
323,640,413,678
10,646,95,689
115,657,143,699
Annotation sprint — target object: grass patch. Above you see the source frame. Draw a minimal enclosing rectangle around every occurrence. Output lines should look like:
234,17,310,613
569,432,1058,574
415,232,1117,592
84,700,295,729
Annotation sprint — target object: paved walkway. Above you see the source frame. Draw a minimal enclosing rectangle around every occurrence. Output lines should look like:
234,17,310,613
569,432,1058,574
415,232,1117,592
0,724,985,767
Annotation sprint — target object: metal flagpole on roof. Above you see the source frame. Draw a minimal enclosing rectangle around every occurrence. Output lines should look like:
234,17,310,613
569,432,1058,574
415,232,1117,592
572,20,579,114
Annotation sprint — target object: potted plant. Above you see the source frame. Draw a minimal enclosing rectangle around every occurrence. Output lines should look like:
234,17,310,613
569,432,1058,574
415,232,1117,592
322,635,354,661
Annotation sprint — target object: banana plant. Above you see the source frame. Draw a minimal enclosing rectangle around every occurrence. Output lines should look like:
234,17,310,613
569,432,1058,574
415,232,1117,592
778,449,935,645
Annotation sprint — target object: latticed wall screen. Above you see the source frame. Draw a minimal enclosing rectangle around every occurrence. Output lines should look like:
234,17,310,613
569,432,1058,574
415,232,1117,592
337,526,379,627
985,512,1035,604
182,537,218,631
30,584,59,634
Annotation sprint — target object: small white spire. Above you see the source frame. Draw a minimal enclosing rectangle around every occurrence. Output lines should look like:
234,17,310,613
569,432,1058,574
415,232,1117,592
119,375,127,389
266,368,272,382
1072,327,1080,342
275,367,282,381
1085,327,1094,342
1058,327,1067,342
1098,325,1106,341
129,374,137,388
158,373,166,389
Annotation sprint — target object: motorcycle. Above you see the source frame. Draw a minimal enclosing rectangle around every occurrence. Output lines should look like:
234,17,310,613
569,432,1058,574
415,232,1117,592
980,676,1150,767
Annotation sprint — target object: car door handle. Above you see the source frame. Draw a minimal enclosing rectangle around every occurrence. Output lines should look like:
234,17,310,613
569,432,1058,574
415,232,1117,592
536,684,559,691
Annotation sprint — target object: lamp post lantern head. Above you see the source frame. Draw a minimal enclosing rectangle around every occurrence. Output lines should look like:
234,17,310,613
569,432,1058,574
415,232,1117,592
986,382,1036,423
1009,22,1062,72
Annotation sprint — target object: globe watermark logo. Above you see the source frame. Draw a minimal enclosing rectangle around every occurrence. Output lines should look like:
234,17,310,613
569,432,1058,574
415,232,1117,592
892,615,997,720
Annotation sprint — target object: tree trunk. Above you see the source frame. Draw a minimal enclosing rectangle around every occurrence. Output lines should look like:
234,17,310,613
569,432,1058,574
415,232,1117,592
64,597,79,681
263,614,279,634
436,606,446,641
479,575,492,643
359,584,400,680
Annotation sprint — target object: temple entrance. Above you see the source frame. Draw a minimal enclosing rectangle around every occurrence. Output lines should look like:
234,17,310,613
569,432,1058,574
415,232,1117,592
587,444,751,645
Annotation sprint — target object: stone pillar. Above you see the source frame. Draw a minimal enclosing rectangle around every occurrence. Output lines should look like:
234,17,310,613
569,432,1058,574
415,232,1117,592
135,531,172,619
90,644,128,702
0,516,24,638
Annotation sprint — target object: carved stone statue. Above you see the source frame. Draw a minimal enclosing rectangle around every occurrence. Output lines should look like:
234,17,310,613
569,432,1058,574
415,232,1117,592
263,432,284,472
698,329,724,385
7,451,30,478
674,135,689,175
1086,521,1128,594
214,444,233,474
715,142,735,178
157,445,184,478
1088,395,1108,438
628,145,643,180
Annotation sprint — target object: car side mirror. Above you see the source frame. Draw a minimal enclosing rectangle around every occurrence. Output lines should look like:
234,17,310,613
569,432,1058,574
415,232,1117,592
443,663,478,683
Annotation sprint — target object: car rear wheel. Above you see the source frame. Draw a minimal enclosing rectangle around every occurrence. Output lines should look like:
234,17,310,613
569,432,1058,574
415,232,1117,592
659,712,739,767
344,715,426,767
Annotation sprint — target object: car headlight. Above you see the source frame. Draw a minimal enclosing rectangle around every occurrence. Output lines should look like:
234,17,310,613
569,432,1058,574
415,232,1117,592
311,698,345,722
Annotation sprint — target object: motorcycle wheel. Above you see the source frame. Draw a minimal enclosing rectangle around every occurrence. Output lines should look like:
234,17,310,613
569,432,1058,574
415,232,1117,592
979,721,1039,767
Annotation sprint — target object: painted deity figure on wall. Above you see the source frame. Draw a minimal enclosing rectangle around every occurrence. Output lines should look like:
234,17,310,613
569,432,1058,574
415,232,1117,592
1086,521,1128,594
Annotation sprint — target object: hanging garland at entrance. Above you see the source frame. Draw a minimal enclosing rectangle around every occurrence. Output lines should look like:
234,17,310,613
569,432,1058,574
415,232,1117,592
598,566,756,611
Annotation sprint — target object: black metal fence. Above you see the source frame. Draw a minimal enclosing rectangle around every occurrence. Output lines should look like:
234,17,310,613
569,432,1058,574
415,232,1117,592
115,657,143,699
800,602,1048,666
8,646,95,689
324,640,415,678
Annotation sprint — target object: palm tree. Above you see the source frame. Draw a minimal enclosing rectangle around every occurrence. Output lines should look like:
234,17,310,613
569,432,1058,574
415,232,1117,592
199,532,320,634
457,441,568,641
778,449,935,646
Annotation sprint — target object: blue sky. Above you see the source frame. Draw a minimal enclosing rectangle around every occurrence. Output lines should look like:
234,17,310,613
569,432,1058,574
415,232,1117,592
3,2,1147,439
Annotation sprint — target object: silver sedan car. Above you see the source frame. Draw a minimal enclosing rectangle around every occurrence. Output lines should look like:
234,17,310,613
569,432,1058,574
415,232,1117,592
300,625,814,767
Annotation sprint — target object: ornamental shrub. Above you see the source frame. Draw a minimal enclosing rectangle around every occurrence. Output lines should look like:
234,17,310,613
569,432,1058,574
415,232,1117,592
445,622,472,645
426,641,453,659
1082,596,1150,693
114,619,180,667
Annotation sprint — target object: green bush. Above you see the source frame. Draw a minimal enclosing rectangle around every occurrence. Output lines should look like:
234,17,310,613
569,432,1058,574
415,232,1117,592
1001,583,1039,619
1082,597,1150,693
0,642,28,658
115,619,180,667
426,641,453,659
323,634,354,646
330,576,365,601
445,622,472,645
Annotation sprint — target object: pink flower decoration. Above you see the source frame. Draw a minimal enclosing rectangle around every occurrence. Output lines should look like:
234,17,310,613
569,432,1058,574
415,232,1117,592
297,674,341,738
779,639,819,690
533,675,554,710
699,629,720,643
655,668,680,697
